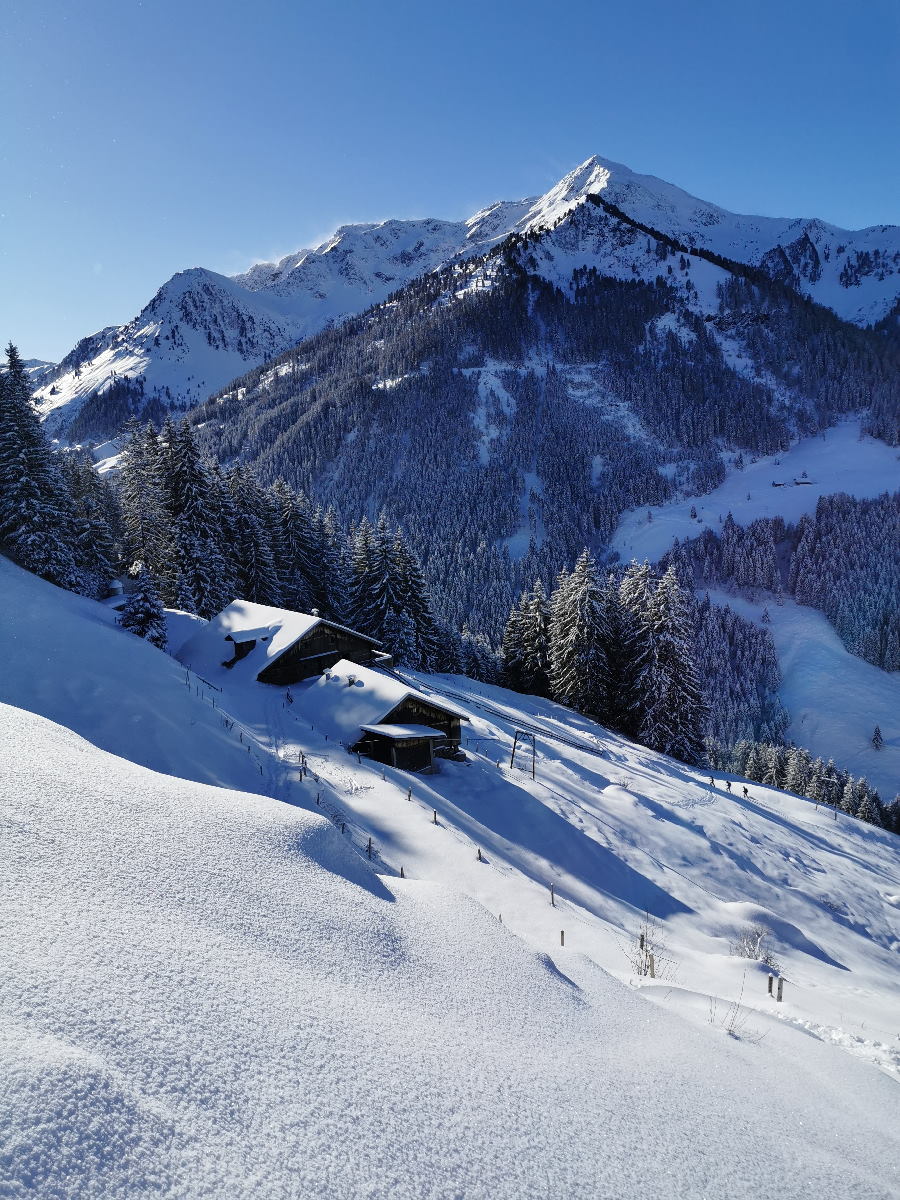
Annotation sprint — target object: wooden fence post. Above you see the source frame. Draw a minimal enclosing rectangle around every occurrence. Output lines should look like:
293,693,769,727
550,884,555,907
776,977,784,1003
432,809,438,824
768,974,774,996
560,930,565,947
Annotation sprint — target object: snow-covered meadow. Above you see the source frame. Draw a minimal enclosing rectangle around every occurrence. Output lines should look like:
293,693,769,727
2,558,899,1197
611,419,900,564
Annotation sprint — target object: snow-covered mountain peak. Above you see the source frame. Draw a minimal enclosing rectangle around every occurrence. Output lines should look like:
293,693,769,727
519,156,612,228
35,153,900,440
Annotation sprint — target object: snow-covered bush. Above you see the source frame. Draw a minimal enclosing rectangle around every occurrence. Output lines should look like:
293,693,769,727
729,924,780,972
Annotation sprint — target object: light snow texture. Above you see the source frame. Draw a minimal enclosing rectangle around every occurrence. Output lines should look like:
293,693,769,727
2,558,900,1197
3,699,900,1199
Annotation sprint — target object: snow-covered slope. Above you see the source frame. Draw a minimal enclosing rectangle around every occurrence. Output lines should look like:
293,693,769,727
611,418,900,563
706,590,900,801
35,156,900,439
3,558,900,1196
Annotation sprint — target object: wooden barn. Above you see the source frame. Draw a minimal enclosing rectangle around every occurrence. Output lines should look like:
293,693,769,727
177,600,386,685
296,659,467,772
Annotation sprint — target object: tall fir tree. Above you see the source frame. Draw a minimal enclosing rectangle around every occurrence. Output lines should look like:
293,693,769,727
634,566,707,765
0,343,81,590
547,551,609,717
519,578,551,697
118,572,168,650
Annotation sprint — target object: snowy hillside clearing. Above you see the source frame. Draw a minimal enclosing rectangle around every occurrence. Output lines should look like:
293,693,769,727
5,698,900,1198
3,558,900,1196
611,418,900,564
706,590,900,801
172,588,900,1082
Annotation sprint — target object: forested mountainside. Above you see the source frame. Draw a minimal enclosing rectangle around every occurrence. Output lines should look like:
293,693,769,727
668,491,900,672
33,156,900,443
192,205,899,639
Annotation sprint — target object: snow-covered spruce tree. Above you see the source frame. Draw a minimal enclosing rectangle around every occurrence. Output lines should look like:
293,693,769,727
0,343,82,590
313,507,350,623
501,591,529,692
268,479,316,612
160,419,233,616
459,625,501,683
58,451,120,597
354,513,400,644
634,566,707,765
118,421,173,582
617,560,656,738
118,572,168,650
519,578,550,697
226,465,281,607
548,551,610,719
390,529,441,671
872,725,884,751
840,778,859,817
382,607,419,668
856,790,884,827
347,516,377,635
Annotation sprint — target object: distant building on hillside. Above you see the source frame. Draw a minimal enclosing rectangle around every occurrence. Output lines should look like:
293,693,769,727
299,659,468,772
178,599,387,685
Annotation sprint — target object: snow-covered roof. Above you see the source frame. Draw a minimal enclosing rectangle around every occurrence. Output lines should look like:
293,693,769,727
226,627,272,644
176,600,378,680
295,659,465,747
360,724,446,740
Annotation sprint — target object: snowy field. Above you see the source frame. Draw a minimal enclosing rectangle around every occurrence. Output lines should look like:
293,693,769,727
2,559,899,1196
611,419,900,564
707,590,900,801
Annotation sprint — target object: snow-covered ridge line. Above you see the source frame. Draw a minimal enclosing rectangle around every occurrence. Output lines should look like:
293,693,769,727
35,155,900,439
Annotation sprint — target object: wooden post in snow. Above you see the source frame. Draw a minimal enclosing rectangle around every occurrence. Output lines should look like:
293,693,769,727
560,930,565,947
768,974,774,996
550,884,556,907
776,977,784,1003
367,837,373,858
432,809,438,824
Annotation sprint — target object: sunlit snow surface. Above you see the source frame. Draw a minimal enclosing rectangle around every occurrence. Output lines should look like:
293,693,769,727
1,557,899,1197
611,419,900,564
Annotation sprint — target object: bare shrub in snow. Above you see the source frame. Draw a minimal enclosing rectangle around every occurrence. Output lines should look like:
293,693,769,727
730,924,780,972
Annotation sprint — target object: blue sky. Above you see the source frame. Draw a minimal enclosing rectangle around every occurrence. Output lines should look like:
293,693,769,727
3,0,898,361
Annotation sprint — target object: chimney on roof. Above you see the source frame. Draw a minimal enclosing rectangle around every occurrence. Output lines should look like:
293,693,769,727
311,607,320,617
347,674,357,687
